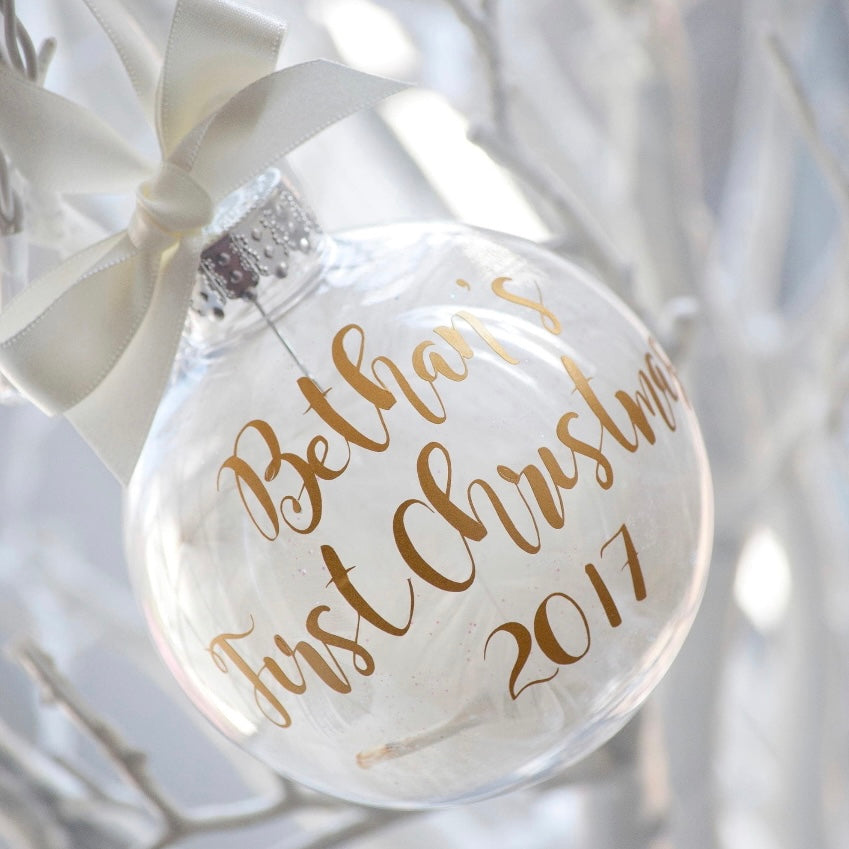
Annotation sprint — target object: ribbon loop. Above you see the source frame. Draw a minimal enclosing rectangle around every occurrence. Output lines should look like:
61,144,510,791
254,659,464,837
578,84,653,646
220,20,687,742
129,162,213,249
157,0,286,156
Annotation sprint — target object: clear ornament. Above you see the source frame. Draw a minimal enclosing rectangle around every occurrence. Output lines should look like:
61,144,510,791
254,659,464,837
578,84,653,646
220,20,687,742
125,169,712,808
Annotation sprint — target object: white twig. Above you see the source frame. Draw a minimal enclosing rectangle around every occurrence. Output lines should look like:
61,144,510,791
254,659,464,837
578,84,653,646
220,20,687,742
443,0,638,309
0,771,70,849
0,0,56,234
35,36,56,84
444,0,509,132
14,642,287,847
473,125,628,280
299,810,408,849
15,643,184,828
655,295,700,363
766,31,849,231
0,706,149,847
13,640,411,849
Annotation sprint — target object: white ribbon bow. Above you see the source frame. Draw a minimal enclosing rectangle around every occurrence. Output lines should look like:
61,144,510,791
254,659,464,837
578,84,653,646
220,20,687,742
0,0,406,484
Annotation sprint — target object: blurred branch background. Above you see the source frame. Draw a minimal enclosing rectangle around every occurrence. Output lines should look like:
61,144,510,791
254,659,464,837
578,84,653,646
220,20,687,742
1,0,848,847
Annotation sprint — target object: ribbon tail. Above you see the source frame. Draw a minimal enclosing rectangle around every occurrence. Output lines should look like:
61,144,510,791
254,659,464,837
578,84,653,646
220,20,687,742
66,240,201,485
0,233,144,413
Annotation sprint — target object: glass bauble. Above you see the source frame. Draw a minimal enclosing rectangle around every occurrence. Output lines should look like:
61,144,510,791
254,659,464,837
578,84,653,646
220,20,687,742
125,172,712,808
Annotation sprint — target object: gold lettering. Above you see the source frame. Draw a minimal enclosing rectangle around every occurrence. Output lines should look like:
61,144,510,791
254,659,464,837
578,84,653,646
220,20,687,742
561,356,640,452
217,420,329,538
306,434,350,481
533,592,591,665
298,378,391,453
561,356,680,454
217,420,282,541
554,412,614,489
497,461,566,531
585,562,622,627
484,621,559,700
322,544,416,636
214,276,684,724
412,339,469,383
265,639,307,694
436,310,520,365
398,442,543,588
491,276,561,335
332,324,397,410
222,302,532,544
601,523,646,601
272,634,352,694
538,446,578,491
305,606,376,677
467,477,541,554
612,386,657,446
415,442,486,541
208,620,292,728
394,499,477,592
372,354,448,423
296,321,399,456
277,450,323,535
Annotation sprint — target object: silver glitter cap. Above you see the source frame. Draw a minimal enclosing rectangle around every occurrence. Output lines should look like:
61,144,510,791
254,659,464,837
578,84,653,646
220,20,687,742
193,169,321,319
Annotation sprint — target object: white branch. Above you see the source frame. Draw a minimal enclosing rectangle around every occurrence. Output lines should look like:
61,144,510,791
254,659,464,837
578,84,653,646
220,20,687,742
13,640,412,849
299,810,408,849
0,707,148,847
15,642,291,847
0,0,55,234
15,643,184,831
443,0,641,313
766,31,849,232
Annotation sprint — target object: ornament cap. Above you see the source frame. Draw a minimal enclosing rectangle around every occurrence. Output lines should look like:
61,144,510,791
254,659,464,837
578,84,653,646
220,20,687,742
194,169,323,321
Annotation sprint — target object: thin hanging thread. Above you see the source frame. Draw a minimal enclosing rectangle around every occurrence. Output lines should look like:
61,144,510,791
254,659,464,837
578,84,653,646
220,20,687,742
245,292,325,391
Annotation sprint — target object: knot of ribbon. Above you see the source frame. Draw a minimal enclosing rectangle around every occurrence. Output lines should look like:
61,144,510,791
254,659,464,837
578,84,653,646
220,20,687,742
0,0,406,484
129,163,214,250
